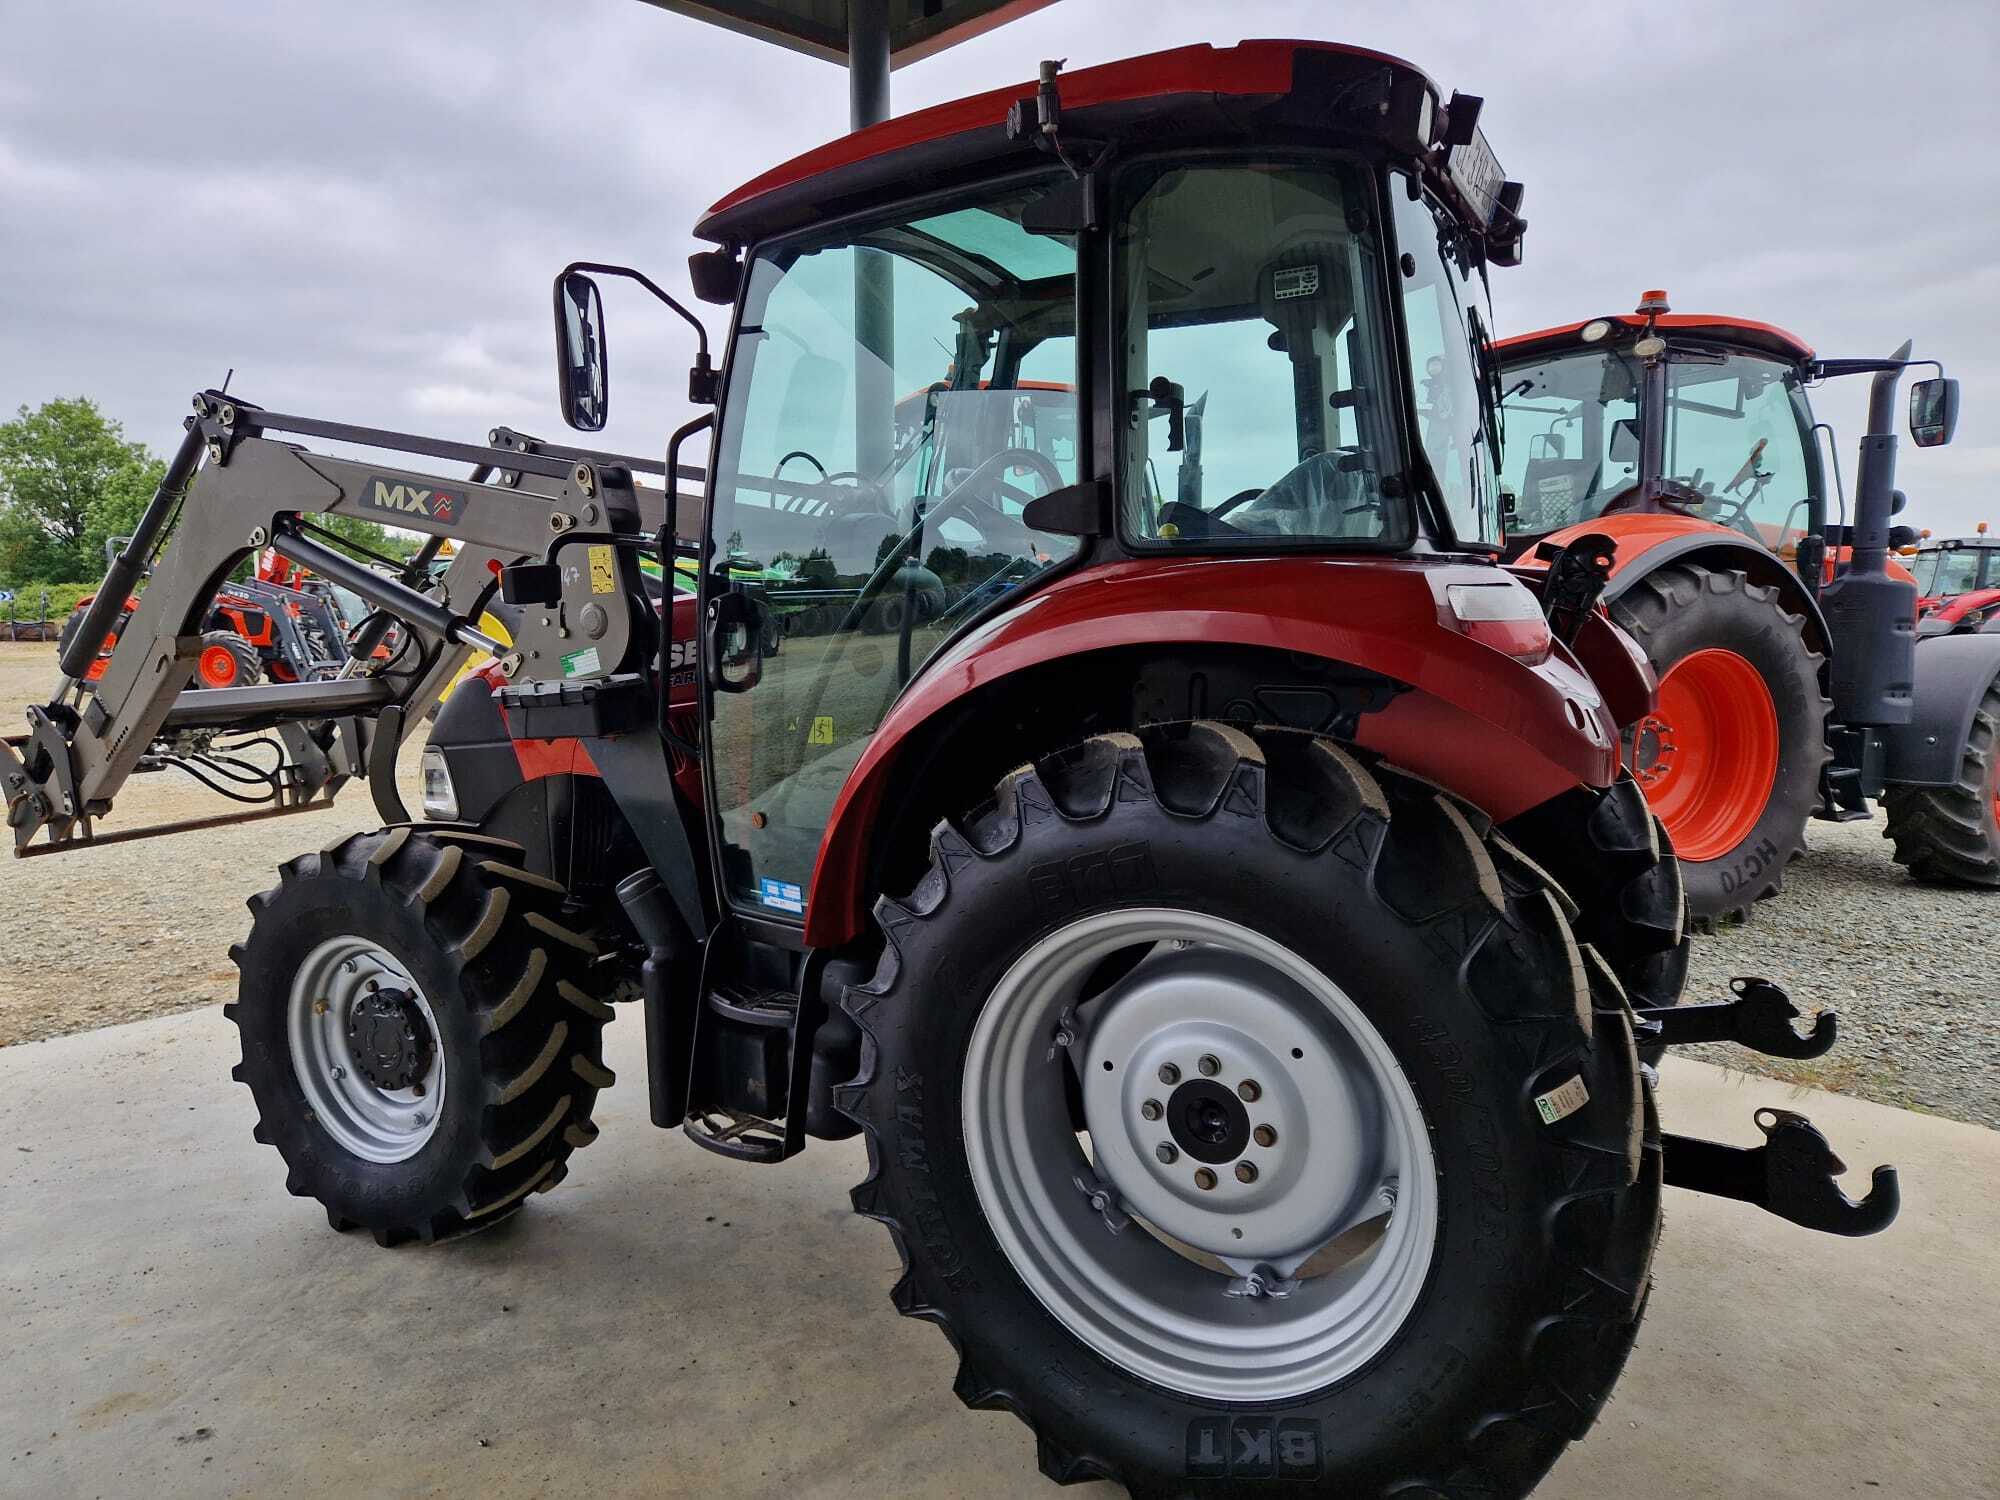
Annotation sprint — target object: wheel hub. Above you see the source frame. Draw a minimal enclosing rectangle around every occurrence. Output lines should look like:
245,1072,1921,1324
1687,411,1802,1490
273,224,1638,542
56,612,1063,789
1167,1079,1248,1162
347,988,432,1091
963,908,1440,1402
1631,714,1675,785
1079,946,1388,1270
288,935,446,1164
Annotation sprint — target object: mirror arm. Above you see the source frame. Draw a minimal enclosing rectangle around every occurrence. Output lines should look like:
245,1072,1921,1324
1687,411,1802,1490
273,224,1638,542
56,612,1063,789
561,260,719,403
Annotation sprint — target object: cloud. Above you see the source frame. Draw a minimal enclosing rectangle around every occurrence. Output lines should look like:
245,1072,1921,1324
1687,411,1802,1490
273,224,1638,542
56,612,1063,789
1,0,1995,529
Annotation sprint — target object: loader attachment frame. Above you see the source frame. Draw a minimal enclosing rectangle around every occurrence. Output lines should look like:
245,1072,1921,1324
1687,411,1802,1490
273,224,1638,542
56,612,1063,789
0,390,697,857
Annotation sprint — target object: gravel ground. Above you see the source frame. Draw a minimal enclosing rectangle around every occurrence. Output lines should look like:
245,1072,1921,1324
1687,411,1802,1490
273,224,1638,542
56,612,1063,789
3,642,1993,1128
1683,815,1998,1129
0,643,422,1047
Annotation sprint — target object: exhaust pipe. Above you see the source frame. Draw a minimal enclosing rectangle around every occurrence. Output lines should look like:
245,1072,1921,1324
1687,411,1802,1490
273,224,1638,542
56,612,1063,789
1820,341,1916,727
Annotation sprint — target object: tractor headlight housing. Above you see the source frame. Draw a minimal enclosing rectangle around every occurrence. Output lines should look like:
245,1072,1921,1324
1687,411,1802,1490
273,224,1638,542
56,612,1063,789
420,745,459,821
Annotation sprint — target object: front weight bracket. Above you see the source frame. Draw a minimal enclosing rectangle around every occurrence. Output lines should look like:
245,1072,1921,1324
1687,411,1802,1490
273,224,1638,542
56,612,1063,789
1663,1108,1900,1237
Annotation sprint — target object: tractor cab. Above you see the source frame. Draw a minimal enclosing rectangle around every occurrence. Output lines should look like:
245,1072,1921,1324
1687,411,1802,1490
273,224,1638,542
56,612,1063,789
558,41,1535,927
1912,529,2000,635
1496,299,1826,560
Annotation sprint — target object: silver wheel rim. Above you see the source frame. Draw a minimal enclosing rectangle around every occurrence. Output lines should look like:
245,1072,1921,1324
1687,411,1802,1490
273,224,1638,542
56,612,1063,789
288,935,445,1164
962,908,1438,1402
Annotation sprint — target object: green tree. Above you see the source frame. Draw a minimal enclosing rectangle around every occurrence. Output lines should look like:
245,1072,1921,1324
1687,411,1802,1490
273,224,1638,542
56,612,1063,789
0,398,164,583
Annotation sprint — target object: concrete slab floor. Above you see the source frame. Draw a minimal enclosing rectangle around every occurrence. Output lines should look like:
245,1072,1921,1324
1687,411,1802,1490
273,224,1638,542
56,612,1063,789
2,1009,1995,1500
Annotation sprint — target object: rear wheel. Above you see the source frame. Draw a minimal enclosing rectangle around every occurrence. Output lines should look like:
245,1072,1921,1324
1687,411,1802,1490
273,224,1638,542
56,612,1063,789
839,724,1658,1497
227,828,615,1245
192,629,262,689
1884,678,2000,885
1611,563,1828,928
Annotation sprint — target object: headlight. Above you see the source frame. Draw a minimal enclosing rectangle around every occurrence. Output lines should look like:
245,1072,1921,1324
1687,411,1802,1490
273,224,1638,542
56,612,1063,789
420,746,459,821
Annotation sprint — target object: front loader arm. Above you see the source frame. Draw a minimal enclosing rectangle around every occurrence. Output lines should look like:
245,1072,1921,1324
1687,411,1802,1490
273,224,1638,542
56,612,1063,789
2,390,682,856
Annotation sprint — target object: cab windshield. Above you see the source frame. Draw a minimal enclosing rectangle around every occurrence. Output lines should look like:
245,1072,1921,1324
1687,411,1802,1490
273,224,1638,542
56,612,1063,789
1499,343,1821,547
706,178,1082,914
1914,546,1986,599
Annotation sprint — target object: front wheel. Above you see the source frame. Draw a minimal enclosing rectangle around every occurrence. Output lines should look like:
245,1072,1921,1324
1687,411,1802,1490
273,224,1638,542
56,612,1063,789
838,724,1658,1497
227,828,616,1245
192,629,262,689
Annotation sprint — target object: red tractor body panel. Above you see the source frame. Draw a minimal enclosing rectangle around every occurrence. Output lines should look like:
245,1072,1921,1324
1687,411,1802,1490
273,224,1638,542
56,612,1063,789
701,40,1429,237
1922,586,2000,628
802,556,1634,946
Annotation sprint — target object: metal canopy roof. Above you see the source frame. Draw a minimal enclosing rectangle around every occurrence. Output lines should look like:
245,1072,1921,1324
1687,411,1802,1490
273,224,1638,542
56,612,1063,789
638,0,1059,67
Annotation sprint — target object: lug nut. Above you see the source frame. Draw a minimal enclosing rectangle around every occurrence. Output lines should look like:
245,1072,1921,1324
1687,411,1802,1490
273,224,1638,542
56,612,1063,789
312,998,329,1017
1235,1161,1258,1184
1253,1124,1278,1148
1156,1142,1178,1165
1158,1063,1180,1085
1141,1099,1163,1121
1197,1054,1221,1077
1193,1168,1217,1191
1237,1079,1261,1102
329,1065,346,1081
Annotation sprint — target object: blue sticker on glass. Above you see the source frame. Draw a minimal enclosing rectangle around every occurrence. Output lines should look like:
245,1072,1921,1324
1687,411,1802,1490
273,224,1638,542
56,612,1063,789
758,878,804,914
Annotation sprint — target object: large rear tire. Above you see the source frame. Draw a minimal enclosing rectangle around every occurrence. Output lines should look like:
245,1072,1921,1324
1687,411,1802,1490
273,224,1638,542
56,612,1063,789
1883,679,2000,885
838,724,1658,1497
1611,562,1828,928
227,828,615,1245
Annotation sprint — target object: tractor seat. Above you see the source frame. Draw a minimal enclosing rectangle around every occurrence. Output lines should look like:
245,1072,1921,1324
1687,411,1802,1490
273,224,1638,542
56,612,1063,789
1514,457,1601,533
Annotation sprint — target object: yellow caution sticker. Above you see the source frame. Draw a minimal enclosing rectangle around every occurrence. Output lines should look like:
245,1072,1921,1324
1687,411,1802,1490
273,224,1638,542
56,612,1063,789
587,544,615,595
807,716,836,745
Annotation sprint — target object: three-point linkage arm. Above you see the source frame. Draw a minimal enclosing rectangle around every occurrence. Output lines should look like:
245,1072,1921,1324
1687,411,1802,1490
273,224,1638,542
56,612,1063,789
0,390,690,857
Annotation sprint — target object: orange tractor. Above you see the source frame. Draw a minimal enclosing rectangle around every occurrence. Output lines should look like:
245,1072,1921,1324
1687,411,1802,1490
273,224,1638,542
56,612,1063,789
56,544,383,690
1497,295,1999,918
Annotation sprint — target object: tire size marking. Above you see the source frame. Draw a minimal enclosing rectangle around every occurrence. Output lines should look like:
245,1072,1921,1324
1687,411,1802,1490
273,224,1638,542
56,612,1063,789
1717,835,1780,895
886,1067,977,1291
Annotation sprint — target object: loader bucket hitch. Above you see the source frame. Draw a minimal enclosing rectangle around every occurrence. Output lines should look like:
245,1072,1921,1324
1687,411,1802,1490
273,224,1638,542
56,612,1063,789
1663,1109,1900,1237
1634,976,1838,1059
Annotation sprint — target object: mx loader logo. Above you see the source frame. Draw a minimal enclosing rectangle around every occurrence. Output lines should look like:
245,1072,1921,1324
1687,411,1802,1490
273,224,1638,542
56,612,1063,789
360,477,467,526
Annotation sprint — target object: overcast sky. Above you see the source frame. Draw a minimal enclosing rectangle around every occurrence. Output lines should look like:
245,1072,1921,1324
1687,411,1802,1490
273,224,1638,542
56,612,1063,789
3,0,1995,533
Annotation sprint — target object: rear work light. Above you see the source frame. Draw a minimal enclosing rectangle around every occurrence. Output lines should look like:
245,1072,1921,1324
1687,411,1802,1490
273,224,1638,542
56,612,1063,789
1443,581,1553,663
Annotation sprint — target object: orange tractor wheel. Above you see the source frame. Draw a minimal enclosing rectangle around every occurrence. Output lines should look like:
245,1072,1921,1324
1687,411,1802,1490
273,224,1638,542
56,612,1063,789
192,631,263,690
1611,563,1829,928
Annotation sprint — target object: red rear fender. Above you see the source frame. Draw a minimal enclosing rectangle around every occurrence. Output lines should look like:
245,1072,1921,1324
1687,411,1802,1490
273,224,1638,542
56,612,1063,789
803,556,1623,946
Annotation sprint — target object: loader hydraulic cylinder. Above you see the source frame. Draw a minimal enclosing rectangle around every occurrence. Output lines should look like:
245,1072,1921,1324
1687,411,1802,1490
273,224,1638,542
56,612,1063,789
268,522,506,659
59,421,207,680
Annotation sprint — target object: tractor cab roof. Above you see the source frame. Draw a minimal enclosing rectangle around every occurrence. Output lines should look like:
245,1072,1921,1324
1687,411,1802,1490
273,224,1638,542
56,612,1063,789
1497,312,1813,366
697,40,1526,260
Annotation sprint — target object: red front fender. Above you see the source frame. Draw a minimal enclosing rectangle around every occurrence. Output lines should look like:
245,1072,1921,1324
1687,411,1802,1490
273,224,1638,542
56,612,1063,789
803,556,1622,946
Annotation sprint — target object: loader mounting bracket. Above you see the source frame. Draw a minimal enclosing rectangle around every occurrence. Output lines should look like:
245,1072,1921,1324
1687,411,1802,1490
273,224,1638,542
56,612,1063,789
1633,976,1837,1059
1663,1109,1899,1237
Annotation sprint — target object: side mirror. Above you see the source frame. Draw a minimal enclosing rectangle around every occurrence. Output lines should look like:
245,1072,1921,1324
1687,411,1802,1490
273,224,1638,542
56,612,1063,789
1910,377,1959,448
1608,417,1641,464
554,271,609,432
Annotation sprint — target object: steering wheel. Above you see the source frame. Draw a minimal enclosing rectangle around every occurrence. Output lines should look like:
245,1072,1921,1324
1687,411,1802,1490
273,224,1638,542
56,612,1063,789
1211,486,1266,520
923,445,1065,547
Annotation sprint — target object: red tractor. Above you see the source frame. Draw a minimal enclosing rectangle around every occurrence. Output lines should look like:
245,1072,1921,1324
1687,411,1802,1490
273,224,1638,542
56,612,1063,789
1497,295,1998,916
4,44,1899,1497
1912,528,2000,635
